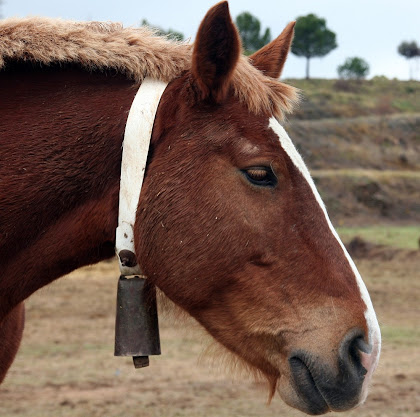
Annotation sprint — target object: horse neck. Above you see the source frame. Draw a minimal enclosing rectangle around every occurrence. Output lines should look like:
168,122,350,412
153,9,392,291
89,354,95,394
0,63,137,316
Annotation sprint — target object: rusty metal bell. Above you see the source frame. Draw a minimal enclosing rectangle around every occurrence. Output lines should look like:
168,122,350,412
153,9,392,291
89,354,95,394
114,276,161,368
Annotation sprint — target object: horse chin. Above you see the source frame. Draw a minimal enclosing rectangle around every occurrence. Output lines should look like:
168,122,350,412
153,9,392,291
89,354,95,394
277,376,331,416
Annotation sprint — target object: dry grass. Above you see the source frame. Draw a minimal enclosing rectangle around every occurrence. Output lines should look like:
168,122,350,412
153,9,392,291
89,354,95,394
286,78,420,120
0,254,419,417
313,169,420,180
337,225,420,250
286,113,420,171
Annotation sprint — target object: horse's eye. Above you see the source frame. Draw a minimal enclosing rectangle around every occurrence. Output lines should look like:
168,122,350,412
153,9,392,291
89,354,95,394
242,167,277,187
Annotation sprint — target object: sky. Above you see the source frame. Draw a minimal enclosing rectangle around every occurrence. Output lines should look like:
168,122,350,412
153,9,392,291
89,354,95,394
2,0,419,80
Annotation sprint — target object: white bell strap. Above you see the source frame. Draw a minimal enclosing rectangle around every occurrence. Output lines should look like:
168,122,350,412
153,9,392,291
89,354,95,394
115,77,168,276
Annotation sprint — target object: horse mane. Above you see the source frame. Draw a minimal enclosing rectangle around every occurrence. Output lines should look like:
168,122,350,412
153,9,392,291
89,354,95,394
0,17,298,119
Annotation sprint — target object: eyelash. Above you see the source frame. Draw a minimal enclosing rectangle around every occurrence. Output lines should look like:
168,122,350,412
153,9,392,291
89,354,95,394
242,166,278,188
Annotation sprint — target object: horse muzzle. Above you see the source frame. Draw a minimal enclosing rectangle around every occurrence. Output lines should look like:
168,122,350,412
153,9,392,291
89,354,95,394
284,329,377,415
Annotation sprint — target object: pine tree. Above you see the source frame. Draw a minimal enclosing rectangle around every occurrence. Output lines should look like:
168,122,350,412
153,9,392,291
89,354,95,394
291,14,337,79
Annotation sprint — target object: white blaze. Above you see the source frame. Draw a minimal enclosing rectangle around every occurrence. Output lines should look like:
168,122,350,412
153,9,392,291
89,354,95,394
269,117,381,395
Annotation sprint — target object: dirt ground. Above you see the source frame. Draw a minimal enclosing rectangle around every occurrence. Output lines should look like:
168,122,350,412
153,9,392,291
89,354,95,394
0,251,419,417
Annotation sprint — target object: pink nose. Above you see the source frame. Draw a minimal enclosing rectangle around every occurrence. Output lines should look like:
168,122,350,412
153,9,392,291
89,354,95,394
360,351,374,373
359,338,380,403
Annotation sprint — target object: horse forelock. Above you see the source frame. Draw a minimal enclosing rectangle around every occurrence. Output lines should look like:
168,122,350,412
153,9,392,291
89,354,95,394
0,17,298,120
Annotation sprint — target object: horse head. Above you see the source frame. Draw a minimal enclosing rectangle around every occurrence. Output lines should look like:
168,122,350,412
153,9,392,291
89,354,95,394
134,2,380,414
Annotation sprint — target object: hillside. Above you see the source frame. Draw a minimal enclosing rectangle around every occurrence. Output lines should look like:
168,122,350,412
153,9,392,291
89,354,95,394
286,114,419,170
283,78,420,226
287,78,420,120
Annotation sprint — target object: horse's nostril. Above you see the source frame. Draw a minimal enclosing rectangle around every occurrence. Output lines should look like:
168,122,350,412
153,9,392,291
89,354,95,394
349,337,367,375
340,329,371,377
351,335,370,353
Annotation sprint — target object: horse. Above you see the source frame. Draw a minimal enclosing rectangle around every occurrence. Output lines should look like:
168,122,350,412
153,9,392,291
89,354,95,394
0,2,380,415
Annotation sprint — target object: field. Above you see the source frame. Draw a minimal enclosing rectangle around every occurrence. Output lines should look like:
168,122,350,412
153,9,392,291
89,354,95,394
1,78,419,416
0,228,419,417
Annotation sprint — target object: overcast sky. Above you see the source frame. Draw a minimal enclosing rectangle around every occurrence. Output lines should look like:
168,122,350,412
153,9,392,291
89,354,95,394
2,0,419,80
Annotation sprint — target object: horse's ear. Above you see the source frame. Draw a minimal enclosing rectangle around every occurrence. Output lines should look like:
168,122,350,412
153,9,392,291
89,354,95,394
192,1,240,102
249,21,295,79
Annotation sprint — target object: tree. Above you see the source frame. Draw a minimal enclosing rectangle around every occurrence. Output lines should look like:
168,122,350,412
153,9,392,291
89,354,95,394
397,41,420,79
141,19,184,41
235,12,271,55
291,14,337,79
337,57,369,80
